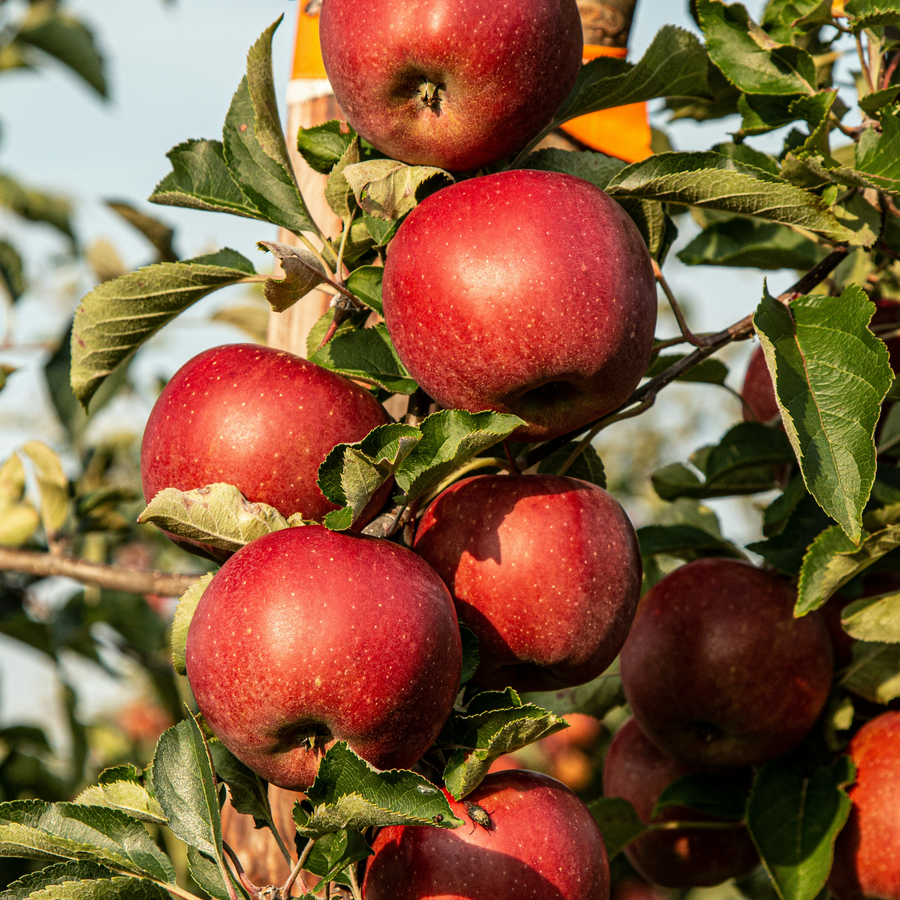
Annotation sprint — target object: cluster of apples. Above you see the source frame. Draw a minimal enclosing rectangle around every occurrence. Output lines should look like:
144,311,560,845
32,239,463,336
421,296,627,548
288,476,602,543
135,1,900,898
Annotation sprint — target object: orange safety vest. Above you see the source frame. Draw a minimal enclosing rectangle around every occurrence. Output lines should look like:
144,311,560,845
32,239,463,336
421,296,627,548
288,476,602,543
291,10,652,164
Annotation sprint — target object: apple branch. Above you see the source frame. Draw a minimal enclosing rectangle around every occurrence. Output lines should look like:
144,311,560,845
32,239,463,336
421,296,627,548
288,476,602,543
517,247,850,472
0,546,201,596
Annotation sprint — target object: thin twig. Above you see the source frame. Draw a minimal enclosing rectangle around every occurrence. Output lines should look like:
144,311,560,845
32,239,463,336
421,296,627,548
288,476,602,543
0,546,200,596
224,842,262,897
346,864,363,900
857,31,877,94
503,441,521,475
282,838,315,897
654,260,703,347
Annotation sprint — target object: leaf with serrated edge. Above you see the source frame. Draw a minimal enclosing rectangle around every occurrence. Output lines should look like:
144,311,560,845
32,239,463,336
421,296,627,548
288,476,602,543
842,591,900,642
2,861,171,900
587,797,648,859
310,324,417,394
138,484,289,555
756,286,894,544
297,120,353,175
257,241,329,312
345,266,384,316
394,410,525,503
293,743,462,838
20,442,69,536
607,152,855,243
747,757,854,900
318,424,421,531
552,26,710,126
325,137,361,221
170,574,213,677
845,0,900,30
443,704,567,800
522,670,625,719
342,160,453,222
71,250,255,409
854,115,900,195
74,766,166,826
843,642,900,702
149,140,265,221
303,830,372,883
0,800,175,882
208,741,272,828
148,718,222,861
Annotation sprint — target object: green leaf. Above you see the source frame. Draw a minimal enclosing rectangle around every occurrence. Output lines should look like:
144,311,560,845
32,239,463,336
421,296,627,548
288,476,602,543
394,410,525,503
0,240,25,302
342,160,453,222
638,523,745,560
325,137,361,222
148,718,223,861
853,115,900,196
16,7,106,98
309,323,417,394
654,771,751,820
845,0,900,30
859,85,900,116
537,442,606,489
754,286,895,543
138,483,290,556
207,742,272,829
345,266,384,316
552,26,710,126
587,797,648,859
170,574,213,678
747,756,854,900
70,250,255,408
74,766,166,826
523,148,626,191
841,590,900,642
20,441,69,538
607,152,855,243
796,519,900,614
106,201,177,263
2,861,170,900
302,830,372,883
522,671,625,719
678,218,825,270
749,493,832,576
256,240,330,313
442,690,567,800
0,801,176,882
186,846,230,900
293,743,462,839
762,0,834,37
843,641,900,702
318,424,422,531
0,454,40,548
297,120,354,175
645,354,730,384
459,622,480,686
0,173,74,242
149,140,265,221
697,0,817,95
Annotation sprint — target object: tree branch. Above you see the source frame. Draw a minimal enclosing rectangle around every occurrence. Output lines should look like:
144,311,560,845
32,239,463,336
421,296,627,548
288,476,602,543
0,547,201,596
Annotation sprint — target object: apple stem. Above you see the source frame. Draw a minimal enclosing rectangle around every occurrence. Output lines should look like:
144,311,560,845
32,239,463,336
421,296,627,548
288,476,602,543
282,839,315,898
223,842,262,897
502,441,520,475
654,260,704,348
346,862,364,900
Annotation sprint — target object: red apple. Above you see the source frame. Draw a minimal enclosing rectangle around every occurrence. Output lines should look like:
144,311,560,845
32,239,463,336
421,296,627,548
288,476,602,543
319,0,583,172
140,344,392,546
362,769,610,900
619,558,834,768
829,711,900,900
383,170,658,441
603,717,758,889
413,473,642,691
185,525,462,791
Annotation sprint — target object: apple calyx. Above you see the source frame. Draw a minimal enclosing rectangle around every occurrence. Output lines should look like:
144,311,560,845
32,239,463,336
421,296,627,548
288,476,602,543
418,78,445,111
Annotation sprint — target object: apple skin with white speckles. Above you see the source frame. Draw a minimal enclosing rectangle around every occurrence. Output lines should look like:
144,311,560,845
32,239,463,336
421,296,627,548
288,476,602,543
413,473,642,692
185,525,463,791
140,344,392,557
362,769,610,900
382,170,658,441
829,710,900,900
319,0,583,172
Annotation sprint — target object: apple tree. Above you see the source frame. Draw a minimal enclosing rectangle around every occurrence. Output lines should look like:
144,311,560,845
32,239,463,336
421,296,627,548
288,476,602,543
0,0,899,898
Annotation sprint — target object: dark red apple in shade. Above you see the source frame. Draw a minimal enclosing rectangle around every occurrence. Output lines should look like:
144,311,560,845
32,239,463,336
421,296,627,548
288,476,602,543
140,344,392,537
362,769,610,900
829,711,900,900
382,169,658,442
603,717,758,889
185,525,462,791
619,558,834,769
413,473,642,692
319,0,583,172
